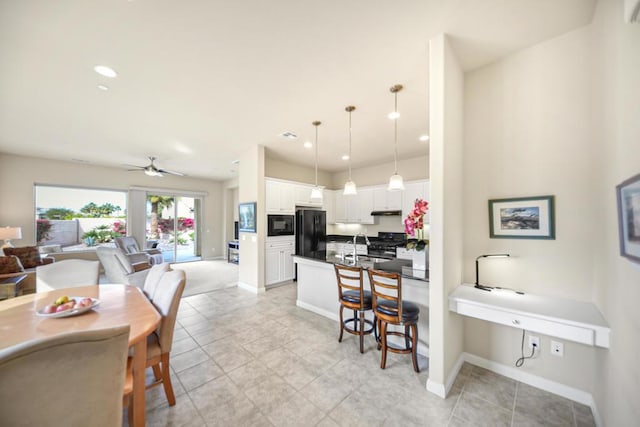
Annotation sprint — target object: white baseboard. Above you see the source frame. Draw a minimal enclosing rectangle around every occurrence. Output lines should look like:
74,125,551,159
237,281,265,294
425,352,464,398
296,300,339,321
462,352,602,427
426,379,446,397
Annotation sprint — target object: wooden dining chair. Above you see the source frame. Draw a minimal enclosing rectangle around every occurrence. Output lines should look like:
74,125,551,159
124,269,186,411
367,269,420,372
0,326,130,427
36,259,100,292
334,264,376,353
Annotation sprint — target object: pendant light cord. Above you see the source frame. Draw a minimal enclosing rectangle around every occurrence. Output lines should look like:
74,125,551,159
315,124,319,186
348,109,353,180
393,90,398,174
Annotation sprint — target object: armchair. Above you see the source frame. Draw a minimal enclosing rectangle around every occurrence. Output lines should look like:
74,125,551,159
96,247,151,289
115,236,164,265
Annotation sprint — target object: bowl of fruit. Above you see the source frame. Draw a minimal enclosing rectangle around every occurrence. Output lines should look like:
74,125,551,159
36,295,100,318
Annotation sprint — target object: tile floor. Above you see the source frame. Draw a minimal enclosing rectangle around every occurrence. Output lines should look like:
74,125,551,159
132,283,596,427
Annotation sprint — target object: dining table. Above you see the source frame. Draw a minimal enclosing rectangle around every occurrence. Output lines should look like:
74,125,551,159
0,284,161,427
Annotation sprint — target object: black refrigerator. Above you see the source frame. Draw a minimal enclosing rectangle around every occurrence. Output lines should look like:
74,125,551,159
295,209,326,260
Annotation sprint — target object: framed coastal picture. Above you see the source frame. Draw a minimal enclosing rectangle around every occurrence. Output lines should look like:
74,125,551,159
616,173,640,263
489,195,555,239
238,202,257,233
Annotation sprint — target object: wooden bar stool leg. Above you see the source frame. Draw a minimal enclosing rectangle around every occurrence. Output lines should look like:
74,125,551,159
404,324,411,350
411,324,419,373
380,322,388,369
353,310,358,332
359,311,365,353
338,305,345,342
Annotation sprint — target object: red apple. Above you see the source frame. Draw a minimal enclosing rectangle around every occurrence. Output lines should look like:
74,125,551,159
42,304,57,314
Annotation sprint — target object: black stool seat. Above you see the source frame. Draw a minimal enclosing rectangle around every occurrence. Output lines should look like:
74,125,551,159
376,300,419,322
341,290,372,308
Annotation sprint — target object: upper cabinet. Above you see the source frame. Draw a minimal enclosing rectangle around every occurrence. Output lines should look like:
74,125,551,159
402,180,430,223
265,179,295,214
294,183,323,207
323,189,335,224
372,186,402,211
333,188,374,224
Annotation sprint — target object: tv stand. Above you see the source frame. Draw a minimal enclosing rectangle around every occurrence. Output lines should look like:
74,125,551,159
227,240,239,264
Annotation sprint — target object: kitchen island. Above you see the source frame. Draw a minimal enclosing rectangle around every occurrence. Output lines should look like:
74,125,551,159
293,253,430,356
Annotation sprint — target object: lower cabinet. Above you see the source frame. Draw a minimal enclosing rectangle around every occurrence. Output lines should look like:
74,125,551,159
265,238,295,285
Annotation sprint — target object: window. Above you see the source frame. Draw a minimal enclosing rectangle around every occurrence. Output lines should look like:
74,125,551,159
35,185,127,251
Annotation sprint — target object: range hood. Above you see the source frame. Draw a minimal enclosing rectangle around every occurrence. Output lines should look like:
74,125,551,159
370,210,402,216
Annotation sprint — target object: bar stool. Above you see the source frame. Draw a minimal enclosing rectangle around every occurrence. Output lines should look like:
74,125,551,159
367,269,420,372
334,264,376,353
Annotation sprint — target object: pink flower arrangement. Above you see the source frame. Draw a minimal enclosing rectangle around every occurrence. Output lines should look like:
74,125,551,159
404,198,429,250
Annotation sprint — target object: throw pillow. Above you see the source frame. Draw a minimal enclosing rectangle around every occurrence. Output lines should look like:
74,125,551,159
0,255,25,274
3,247,41,269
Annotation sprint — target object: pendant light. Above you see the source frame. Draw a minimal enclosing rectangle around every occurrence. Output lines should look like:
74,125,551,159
343,105,357,195
388,84,405,191
310,121,323,202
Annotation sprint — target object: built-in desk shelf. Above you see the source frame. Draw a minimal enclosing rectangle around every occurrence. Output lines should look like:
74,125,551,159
449,284,610,348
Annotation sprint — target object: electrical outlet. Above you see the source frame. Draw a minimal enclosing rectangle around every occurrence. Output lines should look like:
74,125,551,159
551,340,564,357
528,335,540,349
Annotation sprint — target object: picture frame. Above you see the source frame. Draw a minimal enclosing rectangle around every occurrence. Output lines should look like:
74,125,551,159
489,195,555,239
616,173,640,263
238,202,257,233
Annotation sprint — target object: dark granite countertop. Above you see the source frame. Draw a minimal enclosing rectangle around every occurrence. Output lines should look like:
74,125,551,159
293,252,428,283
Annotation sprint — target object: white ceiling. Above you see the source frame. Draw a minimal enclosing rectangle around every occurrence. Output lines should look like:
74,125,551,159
0,0,596,180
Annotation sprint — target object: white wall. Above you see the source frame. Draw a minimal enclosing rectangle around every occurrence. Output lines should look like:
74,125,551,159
331,155,428,190
462,21,598,394
238,145,266,293
591,0,640,425
265,156,332,187
427,34,465,396
0,153,224,259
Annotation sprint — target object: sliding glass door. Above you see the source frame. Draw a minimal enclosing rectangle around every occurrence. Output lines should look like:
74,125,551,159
146,193,202,263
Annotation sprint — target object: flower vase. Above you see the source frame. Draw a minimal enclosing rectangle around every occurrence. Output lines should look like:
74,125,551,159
411,247,428,271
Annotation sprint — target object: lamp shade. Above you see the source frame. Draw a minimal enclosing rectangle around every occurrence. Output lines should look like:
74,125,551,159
310,186,323,202
0,227,22,240
388,174,405,191
343,180,357,195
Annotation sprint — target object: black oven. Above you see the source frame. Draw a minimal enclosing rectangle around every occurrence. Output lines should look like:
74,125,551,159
267,214,295,236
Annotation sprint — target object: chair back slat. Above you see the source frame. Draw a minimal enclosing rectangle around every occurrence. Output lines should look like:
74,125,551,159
367,269,402,322
334,264,365,309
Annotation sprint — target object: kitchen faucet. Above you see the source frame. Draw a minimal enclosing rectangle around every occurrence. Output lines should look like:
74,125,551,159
351,233,371,262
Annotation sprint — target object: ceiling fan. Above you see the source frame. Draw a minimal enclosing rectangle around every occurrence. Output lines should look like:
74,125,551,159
125,157,185,177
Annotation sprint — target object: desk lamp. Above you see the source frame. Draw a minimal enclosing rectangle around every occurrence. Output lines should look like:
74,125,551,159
0,226,22,248
475,253,510,291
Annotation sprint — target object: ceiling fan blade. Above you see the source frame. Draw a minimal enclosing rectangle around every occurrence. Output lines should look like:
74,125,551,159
157,168,185,177
123,164,145,169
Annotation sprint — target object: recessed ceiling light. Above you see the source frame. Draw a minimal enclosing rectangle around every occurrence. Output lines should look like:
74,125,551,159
388,112,400,120
94,65,117,78
341,155,349,160
419,134,429,142
231,159,240,165
279,131,298,140
97,84,109,91
303,141,312,149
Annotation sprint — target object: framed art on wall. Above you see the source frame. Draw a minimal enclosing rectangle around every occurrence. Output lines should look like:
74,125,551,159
489,195,555,239
616,173,640,263
238,202,257,233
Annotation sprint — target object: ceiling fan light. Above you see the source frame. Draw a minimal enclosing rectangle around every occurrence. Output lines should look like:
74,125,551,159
388,174,404,191
343,180,357,195
310,186,323,202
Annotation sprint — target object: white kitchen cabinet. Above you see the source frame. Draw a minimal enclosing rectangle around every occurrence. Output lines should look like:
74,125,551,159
334,188,374,224
294,184,323,207
266,179,295,214
323,189,335,224
402,180,430,223
265,237,295,285
372,186,402,211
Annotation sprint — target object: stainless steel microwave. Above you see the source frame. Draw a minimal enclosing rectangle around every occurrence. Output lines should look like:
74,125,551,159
267,214,295,236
